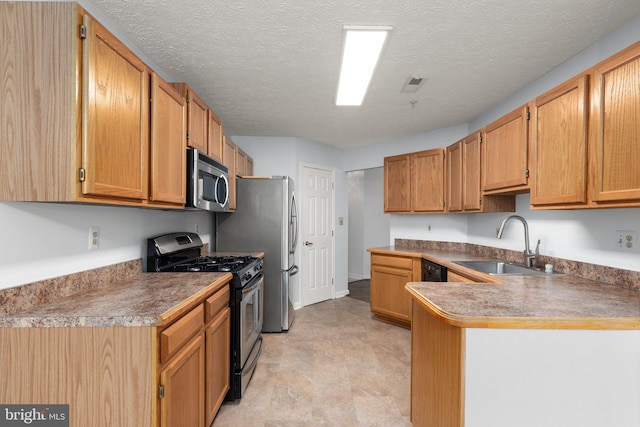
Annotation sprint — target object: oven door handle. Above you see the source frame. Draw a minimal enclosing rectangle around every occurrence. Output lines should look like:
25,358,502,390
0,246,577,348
242,276,263,296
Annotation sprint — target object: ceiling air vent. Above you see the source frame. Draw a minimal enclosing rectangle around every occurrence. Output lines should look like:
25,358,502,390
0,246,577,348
401,76,425,93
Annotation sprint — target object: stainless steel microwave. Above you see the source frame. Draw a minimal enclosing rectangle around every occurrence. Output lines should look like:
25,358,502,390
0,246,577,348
186,148,230,212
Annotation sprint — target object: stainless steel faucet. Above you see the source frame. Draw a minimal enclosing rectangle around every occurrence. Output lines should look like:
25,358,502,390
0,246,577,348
496,215,540,268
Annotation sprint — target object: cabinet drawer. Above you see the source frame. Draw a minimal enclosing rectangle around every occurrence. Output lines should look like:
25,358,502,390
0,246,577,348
161,304,204,363
371,254,413,270
205,285,230,322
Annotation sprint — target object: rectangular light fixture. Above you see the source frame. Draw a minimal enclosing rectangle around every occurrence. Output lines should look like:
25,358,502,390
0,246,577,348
336,25,392,106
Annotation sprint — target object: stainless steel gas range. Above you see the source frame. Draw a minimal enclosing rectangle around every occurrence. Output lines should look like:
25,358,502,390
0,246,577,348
145,232,263,401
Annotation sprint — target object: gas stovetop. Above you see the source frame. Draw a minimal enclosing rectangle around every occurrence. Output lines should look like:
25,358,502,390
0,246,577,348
146,232,262,287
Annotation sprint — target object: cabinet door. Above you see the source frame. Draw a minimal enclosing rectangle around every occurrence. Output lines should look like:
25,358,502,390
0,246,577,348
447,142,463,212
412,148,445,212
186,90,208,153
236,148,247,177
205,307,230,425
370,264,413,324
531,75,588,206
82,14,149,200
384,154,411,212
590,43,640,203
246,157,254,176
208,109,223,162
159,335,204,427
482,105,529,192
222,135,237,211
150,73,186,205
462,132,482,211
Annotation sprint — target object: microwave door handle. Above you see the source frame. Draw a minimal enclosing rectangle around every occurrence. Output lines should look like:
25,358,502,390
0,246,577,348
216,174,229,207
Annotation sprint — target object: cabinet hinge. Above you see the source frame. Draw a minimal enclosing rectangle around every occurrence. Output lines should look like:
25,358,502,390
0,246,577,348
79,168,86,182
525,169,530,178
186,95,190,103
79,25,87,39
479,198,482,205
526,111,531,120
186,131,190,140
479,135,483,143
158,384,165,399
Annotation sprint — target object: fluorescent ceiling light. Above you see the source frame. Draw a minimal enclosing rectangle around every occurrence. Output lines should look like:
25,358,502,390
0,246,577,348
336,25,392,106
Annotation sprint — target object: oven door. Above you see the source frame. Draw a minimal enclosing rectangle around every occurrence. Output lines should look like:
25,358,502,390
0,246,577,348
240,275,263,366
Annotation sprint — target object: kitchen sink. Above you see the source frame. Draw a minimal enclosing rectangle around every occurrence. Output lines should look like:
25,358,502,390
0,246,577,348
452,260,550,276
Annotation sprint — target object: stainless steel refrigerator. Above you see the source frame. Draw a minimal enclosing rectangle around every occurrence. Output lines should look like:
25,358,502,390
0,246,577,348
216,176,298,332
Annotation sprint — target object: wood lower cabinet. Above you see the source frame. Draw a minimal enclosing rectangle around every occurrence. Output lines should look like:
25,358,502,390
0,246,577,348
482,105,529,194
530,75,589,208
159,335,205,427
150,73,187,205
0,278,231,427
589,42,640,206
370,253,421,327
204,287,231,425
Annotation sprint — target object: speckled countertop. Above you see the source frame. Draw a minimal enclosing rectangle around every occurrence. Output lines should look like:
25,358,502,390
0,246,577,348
0,272,231,328
369,246,640,330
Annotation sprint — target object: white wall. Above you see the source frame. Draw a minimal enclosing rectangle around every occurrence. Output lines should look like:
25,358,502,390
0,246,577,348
347,167,390,281
0,202,213,289
348,171,365,281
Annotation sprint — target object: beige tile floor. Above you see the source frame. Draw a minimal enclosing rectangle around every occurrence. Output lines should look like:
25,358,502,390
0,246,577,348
213,297,412,426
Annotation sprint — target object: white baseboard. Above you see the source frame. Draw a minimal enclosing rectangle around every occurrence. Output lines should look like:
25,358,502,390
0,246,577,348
335,289,349,299
348,273,365,282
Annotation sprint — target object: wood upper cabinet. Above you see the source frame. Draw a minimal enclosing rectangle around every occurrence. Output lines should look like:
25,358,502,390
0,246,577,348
462,132,482,211
171,83,208,153
0,2,152,204
447,141,463,212
246,157,254,176
413,148,446,212
589,42,640,205
384,149,445,213
482,105,529,193
208,109,223,162
222,135,237,211
82,14,150,201
0,3,182,208
150,73,186,205
384,154,411,212
236,148,247,177
530,75,589,208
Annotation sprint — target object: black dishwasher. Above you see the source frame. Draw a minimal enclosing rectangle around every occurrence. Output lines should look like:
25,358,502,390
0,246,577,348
422,259,448,282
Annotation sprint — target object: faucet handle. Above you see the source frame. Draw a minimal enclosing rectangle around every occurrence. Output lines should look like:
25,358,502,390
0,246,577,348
534,239,540,256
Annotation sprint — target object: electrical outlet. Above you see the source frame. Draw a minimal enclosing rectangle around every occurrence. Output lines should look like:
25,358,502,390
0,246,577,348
89,226,100,251
615,230,636,252
428,225,432,232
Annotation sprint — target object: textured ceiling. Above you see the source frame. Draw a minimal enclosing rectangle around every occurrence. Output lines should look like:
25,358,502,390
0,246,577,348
91,0,640,148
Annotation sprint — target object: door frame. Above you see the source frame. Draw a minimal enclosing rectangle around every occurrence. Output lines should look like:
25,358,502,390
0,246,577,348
298,162,336,308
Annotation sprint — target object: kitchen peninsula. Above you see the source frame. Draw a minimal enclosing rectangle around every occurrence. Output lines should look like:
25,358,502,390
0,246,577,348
369,244,640,427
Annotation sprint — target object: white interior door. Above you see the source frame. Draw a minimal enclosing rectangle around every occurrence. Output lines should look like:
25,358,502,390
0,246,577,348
300,164,335,306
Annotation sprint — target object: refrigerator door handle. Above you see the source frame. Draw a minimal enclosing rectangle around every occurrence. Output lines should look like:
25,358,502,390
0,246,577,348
287,264,299,276
289,193,299,254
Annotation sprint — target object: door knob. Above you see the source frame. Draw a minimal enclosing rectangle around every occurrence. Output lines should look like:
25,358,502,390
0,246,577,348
304,241,313,246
